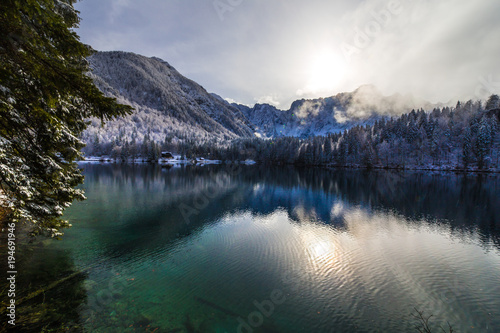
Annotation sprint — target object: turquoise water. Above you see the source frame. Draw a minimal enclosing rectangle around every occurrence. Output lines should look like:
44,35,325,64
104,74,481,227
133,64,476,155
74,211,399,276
12,164,500,332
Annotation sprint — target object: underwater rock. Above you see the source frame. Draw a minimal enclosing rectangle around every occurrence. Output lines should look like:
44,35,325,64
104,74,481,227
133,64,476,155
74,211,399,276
83,279,97,291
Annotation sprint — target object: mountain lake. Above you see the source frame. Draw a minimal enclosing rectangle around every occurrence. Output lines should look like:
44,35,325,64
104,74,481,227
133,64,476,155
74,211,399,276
11,163,500,332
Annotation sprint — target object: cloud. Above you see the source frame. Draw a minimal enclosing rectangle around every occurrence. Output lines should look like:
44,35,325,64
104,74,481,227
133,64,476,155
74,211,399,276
296,100,322,118
75,0,500,108
342,85,430,119
335,0,500,103
256,94,281,107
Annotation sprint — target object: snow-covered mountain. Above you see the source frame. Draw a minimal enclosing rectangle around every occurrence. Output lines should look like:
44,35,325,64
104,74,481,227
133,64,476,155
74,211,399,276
234,85,438,138
83,51,437,147
83,51,255,146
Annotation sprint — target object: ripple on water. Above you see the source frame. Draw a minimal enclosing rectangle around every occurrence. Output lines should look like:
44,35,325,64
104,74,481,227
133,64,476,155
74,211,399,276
47,165,500,333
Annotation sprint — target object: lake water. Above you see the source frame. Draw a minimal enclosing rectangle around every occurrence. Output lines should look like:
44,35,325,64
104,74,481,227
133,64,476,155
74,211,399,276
12,164,500,332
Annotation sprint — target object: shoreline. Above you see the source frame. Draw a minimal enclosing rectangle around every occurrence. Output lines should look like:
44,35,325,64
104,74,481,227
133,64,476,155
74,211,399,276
77,158,499,174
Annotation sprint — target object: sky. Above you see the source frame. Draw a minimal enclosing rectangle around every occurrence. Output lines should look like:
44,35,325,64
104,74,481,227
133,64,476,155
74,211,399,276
74,0,500,109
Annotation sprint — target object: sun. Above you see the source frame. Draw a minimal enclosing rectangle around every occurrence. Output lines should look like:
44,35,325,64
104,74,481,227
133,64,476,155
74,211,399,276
302,48,348,95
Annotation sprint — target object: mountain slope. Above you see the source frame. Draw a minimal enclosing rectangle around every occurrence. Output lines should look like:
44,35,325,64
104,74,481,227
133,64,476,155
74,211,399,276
83,51,254,147
82,52,438,152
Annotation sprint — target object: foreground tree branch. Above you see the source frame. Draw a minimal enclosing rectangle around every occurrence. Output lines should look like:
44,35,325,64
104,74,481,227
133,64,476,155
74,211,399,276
0,0,132,236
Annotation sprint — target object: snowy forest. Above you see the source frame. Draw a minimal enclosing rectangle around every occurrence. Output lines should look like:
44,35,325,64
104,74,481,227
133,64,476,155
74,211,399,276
83,95,500,171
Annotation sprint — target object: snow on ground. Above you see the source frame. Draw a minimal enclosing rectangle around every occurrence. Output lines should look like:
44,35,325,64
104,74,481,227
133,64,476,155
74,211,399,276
79,156,224,165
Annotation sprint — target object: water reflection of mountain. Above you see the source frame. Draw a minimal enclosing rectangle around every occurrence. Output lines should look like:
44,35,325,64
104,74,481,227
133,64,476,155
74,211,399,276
238,167,500,249
249,167,500,249
78,164,500,251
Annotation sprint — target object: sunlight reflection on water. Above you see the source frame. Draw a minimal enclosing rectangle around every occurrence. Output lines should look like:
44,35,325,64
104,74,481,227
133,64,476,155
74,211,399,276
21,164,500,332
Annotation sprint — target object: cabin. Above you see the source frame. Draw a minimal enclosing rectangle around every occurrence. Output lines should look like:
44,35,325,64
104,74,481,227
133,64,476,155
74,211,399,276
161,152,174,159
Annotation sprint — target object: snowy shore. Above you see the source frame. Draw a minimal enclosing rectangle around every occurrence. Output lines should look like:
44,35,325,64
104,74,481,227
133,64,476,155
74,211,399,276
78,155,257,166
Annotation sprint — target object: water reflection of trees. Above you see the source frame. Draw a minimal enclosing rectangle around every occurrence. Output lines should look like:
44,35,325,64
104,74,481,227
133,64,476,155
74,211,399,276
236,166,500,250
2,164,493,332
73,163,245,259
79,164,500,252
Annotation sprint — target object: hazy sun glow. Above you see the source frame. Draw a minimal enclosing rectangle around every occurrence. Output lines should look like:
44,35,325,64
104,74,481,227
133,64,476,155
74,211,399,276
300,49,348,96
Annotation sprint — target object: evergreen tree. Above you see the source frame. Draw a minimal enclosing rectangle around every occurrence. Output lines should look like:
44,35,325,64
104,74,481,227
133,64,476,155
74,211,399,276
122,140,130,161
92,133,101,156
323,138,333,164
486,94,499,111
476,117,493,168
462,128,472,168
129,138,137,160
0,0,132,236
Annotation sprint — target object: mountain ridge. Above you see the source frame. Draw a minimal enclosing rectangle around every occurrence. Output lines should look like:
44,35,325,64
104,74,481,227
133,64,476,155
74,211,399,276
86,51,254,142
83,51,439,150
232,85,440,138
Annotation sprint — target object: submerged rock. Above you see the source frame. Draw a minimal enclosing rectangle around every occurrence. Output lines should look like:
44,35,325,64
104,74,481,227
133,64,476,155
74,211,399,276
83,279,97,291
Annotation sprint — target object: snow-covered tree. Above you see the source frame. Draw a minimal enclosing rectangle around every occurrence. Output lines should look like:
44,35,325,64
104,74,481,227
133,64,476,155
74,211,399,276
476,117,493,168
206,96,499,171
0,0,132,236
486,94,499,111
